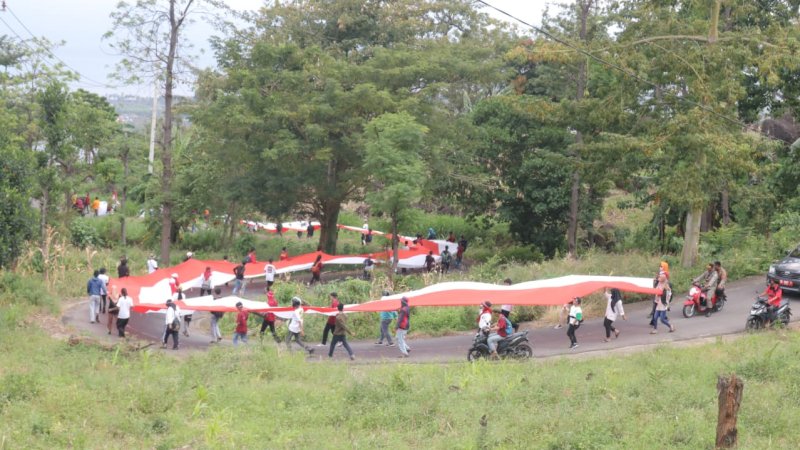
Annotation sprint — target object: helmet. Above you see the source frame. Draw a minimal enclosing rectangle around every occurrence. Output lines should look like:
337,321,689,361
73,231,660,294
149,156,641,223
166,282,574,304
481,301,492,309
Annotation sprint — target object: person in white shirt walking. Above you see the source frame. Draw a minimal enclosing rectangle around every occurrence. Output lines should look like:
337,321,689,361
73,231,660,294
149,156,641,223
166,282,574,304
567,298,583,349
285,297,314,354
115,288,134,338
264,258,276,288
146,255,158,274
603,288,626,342
163,300,181,350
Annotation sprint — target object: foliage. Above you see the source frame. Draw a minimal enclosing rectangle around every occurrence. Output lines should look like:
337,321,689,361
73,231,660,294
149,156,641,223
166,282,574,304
68,218,105,249
0,107,35,268
5,314,800,447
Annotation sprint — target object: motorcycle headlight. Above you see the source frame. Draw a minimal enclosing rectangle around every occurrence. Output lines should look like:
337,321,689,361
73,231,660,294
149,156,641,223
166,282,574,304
769,265,776,275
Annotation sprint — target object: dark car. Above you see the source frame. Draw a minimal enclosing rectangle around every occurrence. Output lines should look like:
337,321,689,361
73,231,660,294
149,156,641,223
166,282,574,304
768,247,800,294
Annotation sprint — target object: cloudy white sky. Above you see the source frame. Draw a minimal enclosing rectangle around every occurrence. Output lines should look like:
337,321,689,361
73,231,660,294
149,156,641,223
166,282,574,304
1,0,552,96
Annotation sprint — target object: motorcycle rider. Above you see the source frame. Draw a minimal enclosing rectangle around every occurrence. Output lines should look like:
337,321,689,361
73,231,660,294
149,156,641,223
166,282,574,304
762,278,783,325
487,309,510,359
714,261,728,301
693,263,718,316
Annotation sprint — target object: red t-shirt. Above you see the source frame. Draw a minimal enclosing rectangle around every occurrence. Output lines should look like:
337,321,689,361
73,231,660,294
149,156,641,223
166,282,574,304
766,285,782,307
497,315,509,338
327,298,339,325
280,251,288,261
266,294,277,322
236,310,248,333
169,278,179,294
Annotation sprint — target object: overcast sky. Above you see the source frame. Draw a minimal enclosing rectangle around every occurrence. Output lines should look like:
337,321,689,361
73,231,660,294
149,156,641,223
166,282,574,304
1,0,551,96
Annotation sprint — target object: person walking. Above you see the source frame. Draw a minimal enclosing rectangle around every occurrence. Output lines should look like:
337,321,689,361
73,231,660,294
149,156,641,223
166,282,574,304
328,302,355,360
651,275,675,334
310,254,323,285
603,288,626,342
264,258,276,288
319,292,340,347
232,260,247,295
98,268,110,315
424,251,435,272
106,288,119,335
375,309,396,346
163,300,181,350
440,246,452,274
259,288,280,343
286,297,314,354
115,287,133,338
117,257,130,278
199,266,213,296
233,302,249,346
146,254,158,274
87,270,103,324
210,287,224,343
363,254,375,280
395,297,411,358
567,297,583,349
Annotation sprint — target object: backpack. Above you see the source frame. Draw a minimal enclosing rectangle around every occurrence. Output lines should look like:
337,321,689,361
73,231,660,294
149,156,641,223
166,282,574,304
503,316,513,335
170,317,181,331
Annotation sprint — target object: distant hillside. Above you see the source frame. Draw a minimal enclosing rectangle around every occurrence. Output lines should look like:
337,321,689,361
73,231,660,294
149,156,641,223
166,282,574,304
106,94,193,130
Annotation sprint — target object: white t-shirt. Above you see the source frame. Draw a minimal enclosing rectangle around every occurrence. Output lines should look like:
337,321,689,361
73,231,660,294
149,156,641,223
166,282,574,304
117,295,133,319
568,305,583,326
288,307,304,333
478,312,492,330
604,295,625,321
146,258,158,274
264,264,276,282
98,274,109,295
165,306,181,325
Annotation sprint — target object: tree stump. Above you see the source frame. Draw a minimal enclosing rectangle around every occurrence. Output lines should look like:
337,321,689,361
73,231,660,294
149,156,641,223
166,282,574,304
716,373,743,448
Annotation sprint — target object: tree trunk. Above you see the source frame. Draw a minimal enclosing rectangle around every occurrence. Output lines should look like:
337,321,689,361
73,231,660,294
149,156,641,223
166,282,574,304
226,203,238,245
40,188,49,284
708,0,722,43
567,0,591,259
121,147,129,246
721,189,731,225
391,213,400,282
681,206,703,267
716,374,743,448
700,203,714,232
159,0,182,266
318,200,341,254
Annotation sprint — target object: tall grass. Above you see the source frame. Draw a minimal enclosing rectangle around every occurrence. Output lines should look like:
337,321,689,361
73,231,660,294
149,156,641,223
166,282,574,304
2,324,800,448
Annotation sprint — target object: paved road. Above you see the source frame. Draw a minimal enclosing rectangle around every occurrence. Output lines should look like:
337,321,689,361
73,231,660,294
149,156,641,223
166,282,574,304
63,275,789,362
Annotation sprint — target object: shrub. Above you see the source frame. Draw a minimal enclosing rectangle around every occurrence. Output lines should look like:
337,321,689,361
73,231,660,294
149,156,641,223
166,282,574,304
182,229,226,253
69,218,104,249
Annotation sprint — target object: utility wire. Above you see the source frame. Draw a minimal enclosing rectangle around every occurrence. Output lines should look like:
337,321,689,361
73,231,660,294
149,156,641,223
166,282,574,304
475,0,761,132
5,4,118,89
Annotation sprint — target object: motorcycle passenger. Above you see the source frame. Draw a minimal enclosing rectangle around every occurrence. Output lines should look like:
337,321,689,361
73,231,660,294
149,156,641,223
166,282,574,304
762,278,783,325
487,310,510,359
714,261,727,301
478,301,493,333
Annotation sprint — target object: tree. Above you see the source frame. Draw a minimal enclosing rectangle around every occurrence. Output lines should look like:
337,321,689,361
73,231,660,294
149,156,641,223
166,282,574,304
105,0,224,264
0,92,35,268
363,112,428,274
196,0,511,253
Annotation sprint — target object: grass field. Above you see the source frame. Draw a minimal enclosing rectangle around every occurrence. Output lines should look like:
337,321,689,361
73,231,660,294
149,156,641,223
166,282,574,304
2,323,800,449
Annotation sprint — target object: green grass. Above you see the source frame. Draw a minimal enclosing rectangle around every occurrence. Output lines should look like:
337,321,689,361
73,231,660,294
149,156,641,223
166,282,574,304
2,322,800,448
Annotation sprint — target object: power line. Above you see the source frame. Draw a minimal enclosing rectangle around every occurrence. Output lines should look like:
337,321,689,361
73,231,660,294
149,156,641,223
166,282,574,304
475,0,760,132
4,4,118,89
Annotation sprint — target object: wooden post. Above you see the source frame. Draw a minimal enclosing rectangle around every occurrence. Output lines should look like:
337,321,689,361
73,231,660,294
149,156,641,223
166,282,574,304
716,373,743,448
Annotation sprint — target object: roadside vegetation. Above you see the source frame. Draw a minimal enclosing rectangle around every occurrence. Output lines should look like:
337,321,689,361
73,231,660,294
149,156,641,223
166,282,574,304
2,314,800,448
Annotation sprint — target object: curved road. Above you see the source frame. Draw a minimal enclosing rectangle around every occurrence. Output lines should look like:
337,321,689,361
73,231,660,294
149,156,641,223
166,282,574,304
63,275,789,362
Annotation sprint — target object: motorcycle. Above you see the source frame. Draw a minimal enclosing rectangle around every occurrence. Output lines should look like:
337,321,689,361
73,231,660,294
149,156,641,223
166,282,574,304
467,330,532,361
682,282,726,318
745,295,791,330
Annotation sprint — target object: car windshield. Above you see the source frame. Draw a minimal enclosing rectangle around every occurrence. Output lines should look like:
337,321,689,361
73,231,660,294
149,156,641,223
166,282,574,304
790,247,800,258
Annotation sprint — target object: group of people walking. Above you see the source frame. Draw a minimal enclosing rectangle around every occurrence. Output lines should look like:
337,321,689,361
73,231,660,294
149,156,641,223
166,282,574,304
86,268,133,338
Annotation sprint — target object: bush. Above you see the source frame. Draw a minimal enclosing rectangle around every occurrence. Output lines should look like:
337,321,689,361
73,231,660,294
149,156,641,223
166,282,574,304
69,218,104,249
182,229,226,253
